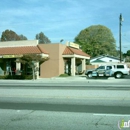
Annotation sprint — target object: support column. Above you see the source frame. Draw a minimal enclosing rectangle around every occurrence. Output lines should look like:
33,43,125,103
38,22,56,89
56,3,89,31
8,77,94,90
82,59,86,72
16,59,21,75
71,57,75,76
35,62,39,79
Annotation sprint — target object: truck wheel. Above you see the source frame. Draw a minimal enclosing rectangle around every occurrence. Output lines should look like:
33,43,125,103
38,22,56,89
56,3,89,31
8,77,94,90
87,72,92,78
115,72,122,78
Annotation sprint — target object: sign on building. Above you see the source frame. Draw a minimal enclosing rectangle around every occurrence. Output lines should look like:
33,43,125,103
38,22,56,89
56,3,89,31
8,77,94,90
66,42,79,49
2,55,23,58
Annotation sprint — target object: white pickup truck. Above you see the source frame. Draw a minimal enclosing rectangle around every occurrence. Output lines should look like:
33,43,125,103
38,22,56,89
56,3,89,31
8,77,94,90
85,64,130,78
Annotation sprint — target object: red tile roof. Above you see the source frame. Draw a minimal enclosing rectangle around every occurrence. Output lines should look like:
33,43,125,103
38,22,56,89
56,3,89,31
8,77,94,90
0,45,48,55
63,47,90,57
37,45,49,54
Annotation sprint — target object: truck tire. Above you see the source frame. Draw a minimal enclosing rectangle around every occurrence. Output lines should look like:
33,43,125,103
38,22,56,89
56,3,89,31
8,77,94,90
87,72,92,78
114,72,123,79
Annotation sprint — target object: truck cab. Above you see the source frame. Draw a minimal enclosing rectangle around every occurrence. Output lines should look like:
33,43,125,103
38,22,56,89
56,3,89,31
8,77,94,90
92,65,113,77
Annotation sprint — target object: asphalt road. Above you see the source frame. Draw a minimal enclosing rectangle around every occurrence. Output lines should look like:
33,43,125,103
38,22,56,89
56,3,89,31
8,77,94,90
0,78,130,90
0,79,130,130
2,109,129,130
0,100,130,114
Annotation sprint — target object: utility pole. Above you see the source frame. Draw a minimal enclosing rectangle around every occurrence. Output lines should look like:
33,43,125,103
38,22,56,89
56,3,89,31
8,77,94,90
119,13,123,62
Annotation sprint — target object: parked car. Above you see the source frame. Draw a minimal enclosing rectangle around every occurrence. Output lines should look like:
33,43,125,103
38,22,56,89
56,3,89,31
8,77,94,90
85,64,130,79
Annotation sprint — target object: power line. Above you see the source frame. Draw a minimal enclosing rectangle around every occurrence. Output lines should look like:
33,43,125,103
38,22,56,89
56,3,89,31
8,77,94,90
122,34,130,43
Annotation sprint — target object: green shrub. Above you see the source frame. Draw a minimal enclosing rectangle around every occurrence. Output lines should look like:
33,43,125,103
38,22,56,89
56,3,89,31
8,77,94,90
59,74,69,77
0,75,33,80
24,75,33,79
0,76,7,79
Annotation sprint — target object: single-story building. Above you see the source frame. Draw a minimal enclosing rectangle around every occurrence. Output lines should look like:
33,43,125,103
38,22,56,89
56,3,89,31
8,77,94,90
39,42,90,77
0,40,90,78
0,40,49,78
90,55,123,65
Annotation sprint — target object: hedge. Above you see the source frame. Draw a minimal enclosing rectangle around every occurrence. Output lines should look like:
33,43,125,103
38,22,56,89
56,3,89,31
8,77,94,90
0,75,33,80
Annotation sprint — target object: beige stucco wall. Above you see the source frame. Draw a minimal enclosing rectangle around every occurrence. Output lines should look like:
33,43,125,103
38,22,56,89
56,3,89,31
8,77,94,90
58,44,66,75
86,65,99,70
0,40,38,47
39,43,66,78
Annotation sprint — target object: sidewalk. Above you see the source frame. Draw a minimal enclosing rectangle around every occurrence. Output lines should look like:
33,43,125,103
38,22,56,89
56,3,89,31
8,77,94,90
0,75,129,83
50,75,86,79
0,75,86,83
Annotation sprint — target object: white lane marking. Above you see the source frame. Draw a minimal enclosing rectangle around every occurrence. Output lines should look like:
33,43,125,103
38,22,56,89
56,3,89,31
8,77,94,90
0,84,130,86
93,113,130,117
0,95,130,100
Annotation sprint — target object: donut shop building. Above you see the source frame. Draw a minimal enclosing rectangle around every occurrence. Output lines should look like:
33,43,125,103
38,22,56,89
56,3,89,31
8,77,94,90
0,40,90,78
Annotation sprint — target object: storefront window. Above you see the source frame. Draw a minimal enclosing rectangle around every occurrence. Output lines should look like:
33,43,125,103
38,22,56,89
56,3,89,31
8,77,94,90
5,59,16,75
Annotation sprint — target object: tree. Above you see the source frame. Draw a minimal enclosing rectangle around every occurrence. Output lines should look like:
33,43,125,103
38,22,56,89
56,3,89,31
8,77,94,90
1,29,21,41
17,54,49,80
0,29,28,41
125,56,130,62
36,32,51,44
123,50,130,62
74,25,117,57
19,34,28,40
126,50,130,56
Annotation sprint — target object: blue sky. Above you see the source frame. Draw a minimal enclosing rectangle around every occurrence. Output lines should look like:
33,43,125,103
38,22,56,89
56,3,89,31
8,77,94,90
0,0,130,52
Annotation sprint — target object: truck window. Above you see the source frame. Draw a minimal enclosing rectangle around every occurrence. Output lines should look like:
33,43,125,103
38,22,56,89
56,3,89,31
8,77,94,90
97,66,105,69
106,66,112,70
117,65,124,69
